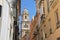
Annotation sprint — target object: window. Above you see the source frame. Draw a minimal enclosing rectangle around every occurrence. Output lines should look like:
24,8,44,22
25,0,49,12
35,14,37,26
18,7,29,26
46,0,50,13
24,24,28,28
50,28,52,34
48,19,52,34
43,7,45,13
41,37,43,40
55,9,59,23
44,25,46,27
14,21,17,25
36,26,39,32
57,37,60,40
55,9,60,28
0,5,2,17
55,9,59,22
25,16,27,19
41,29,42,32
50,0,54,6
45,33,47,38
40,1,44,14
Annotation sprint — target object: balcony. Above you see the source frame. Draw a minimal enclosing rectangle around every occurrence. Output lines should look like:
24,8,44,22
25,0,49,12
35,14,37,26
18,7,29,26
41,14,45,23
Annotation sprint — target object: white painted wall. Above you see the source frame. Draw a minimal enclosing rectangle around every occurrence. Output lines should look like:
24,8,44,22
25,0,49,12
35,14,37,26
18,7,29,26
0,0,14,40
0,0,10,40
0,0,3,34
0,0,3,5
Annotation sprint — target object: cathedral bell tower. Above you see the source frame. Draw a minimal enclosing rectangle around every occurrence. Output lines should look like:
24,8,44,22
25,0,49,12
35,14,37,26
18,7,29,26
21,8,30,37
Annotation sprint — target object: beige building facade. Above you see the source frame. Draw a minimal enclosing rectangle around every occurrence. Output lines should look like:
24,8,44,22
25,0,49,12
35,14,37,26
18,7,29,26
39,0,60,40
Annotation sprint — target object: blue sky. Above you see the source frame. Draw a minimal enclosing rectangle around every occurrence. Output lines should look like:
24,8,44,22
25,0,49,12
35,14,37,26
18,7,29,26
21,0,36,20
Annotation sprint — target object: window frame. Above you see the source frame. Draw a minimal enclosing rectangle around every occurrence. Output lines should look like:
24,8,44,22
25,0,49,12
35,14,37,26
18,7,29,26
25,15,27,19
24,23,28,28
0,5,2,17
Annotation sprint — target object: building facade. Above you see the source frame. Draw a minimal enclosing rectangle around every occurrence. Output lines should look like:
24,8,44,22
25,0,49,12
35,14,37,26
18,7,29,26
0,0,20,40
21,9,30,40
13,0,20,40
29,13,40,40
29,0,40,40
39,0,60,40
30,0,60,40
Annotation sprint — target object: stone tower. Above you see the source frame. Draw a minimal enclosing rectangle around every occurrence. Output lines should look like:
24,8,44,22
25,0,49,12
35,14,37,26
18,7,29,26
21,8,30,37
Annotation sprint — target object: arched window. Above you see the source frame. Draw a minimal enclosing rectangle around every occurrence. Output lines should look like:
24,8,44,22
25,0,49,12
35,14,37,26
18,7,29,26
25,16,27,19
24,24,28,28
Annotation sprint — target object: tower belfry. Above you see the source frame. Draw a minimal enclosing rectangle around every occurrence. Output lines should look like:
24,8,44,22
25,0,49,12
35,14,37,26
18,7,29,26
21,8,30,37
